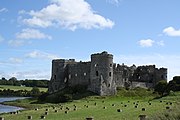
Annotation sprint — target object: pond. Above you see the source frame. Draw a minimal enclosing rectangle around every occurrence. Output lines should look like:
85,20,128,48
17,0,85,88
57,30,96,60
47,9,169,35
0,97,27,114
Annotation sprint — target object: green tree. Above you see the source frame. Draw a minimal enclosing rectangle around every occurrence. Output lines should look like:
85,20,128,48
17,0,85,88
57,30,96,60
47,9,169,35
154,80,168,96
30,87,41,97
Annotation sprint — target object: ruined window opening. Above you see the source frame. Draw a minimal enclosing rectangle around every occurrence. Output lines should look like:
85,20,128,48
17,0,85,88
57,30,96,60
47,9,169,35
108,84,110,87
64,77,67,83
109,72,112,77
69,74,71,79
110,64,112,67
161,75,164,79
94,64,98,67
96,71,99,76
54,75,56,79
75,74,78,77
84,73,87,76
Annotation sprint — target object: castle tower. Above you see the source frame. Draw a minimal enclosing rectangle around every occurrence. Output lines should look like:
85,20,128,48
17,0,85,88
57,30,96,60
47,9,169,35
155,68,168,85
89,51,116,96
48,59,75,93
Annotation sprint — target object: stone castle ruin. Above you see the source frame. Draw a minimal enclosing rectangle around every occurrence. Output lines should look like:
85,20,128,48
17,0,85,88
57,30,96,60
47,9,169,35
48,51,167,96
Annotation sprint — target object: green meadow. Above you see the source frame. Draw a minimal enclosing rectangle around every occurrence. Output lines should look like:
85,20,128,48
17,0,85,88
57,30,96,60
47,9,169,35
0,85,48,92
0,88,179,120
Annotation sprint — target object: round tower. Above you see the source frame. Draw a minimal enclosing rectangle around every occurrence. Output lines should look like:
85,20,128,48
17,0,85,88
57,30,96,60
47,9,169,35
89,51,116,95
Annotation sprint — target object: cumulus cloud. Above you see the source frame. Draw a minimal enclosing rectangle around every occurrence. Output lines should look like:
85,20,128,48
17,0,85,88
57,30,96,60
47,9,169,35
163,27,180,37
8,28,51,47
138,39,154,47
16,28,52,40
22,0,114,30
26,50,59,59
0,8,8,13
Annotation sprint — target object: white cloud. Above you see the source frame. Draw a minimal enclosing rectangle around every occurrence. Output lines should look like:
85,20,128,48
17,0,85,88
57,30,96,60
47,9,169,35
0,8,8,13
138,39,154,47
106,0,121,5
26,50,59,60
9,58,23,64
18,10,27,14
163,27,180,37
8,28,52,47
8,70,50,80
16,28,52,40
8,39,25,47
22,0,114,30
0,35,4,43
157,40,165,46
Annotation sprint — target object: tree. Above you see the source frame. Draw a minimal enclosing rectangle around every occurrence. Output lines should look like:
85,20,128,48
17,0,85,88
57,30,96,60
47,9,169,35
30,87,41,97
154,80,168,96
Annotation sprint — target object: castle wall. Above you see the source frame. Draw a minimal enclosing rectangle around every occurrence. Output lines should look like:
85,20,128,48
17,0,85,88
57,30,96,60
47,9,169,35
155,68,167,85
48,59,76,93
68,62,91,87
48,51,168,96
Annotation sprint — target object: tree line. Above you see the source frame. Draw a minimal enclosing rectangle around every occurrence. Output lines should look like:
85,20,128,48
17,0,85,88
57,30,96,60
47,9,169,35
0,77,49,88
154,76,180,96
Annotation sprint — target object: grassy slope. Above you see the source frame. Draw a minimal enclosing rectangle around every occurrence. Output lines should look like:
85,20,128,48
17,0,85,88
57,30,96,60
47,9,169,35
1,88,179,120
0,85,48,92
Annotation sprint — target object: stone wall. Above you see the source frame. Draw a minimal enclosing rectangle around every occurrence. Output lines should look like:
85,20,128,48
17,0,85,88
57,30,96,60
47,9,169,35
48,51,167,96
68,62,91,87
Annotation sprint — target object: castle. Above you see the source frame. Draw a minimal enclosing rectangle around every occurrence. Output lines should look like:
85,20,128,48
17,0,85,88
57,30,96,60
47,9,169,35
48,51,167,96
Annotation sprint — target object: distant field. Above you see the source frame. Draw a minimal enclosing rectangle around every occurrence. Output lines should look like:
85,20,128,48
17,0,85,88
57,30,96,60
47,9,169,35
1,91,179,120
0,85,48,92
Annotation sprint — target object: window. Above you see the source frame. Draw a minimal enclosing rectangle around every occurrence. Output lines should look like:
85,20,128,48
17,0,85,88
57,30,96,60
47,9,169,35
161,75,164,79
54,75,56,79
75,74,78,77
110,64,112,67
96,71,99,76
109,72,112,77
84,73,87,76
69,74,71,79
94,64,98,67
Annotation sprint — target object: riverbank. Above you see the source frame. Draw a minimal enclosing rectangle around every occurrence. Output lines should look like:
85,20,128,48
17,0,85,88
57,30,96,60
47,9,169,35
0,97,28,114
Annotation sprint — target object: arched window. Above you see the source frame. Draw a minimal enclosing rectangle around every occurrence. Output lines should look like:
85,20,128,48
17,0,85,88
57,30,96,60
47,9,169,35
109,72,112,77
96,71,99,76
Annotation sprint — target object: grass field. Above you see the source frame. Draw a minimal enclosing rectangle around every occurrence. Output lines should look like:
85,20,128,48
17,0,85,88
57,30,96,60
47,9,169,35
0,89,179,120
0,85,48,92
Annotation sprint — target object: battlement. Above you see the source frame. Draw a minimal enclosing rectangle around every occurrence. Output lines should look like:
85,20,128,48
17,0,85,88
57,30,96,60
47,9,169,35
91,51,113,58
52,59,76,63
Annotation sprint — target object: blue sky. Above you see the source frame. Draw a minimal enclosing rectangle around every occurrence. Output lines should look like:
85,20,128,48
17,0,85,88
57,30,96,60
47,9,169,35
0,0,180,80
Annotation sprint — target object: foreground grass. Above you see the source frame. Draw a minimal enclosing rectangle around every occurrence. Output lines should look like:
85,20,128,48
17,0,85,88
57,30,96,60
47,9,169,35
1,88,179,120
0,85,48,92
148,91,180,120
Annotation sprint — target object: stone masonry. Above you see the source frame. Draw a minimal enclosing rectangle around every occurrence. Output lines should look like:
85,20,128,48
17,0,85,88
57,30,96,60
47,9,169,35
48,51,167,96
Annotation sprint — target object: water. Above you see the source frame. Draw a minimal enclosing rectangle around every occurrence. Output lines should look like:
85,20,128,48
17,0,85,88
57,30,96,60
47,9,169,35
0,97,27,114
